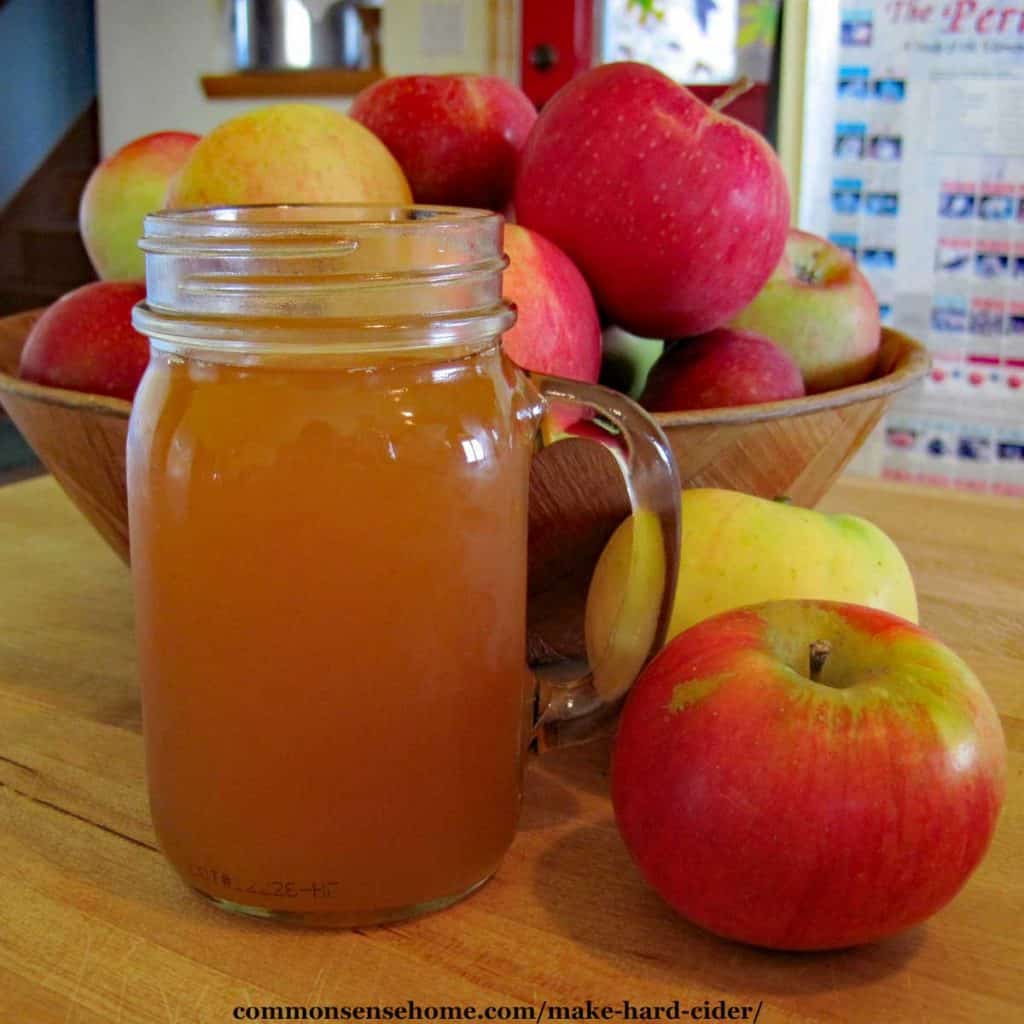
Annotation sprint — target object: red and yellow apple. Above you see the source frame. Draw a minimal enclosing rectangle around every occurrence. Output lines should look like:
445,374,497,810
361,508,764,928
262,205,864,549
514,62,790,338
640,328,804,411
351,74,536,210
613,600,1007,950
79,131,200,280
729,229,881,393
165,103,411,208
501,223,601,382
18,281,149,401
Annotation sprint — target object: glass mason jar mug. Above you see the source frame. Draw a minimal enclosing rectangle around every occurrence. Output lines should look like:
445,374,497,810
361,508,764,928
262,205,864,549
129,205,680,926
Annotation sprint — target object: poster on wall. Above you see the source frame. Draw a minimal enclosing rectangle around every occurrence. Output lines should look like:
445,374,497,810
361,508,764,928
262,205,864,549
801,0,1024,496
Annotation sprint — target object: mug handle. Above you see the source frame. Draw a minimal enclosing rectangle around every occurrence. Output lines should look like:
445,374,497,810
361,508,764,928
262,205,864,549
528,373,681,750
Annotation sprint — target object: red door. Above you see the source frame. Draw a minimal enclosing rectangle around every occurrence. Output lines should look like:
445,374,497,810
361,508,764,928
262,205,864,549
520,0,596,108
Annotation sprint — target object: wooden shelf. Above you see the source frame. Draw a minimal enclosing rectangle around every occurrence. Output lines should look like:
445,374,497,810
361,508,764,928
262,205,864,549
200,68,383,99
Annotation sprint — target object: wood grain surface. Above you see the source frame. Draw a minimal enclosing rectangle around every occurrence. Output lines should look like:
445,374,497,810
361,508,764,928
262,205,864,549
0,475,1021,1024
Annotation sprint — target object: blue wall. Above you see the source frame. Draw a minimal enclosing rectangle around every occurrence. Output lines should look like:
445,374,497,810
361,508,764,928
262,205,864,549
0,0,97,209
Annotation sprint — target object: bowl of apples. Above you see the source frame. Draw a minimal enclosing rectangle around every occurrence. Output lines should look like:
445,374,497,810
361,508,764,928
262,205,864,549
0,68,928,642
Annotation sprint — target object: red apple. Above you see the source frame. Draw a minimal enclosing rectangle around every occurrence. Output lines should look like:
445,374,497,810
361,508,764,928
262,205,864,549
502,223,601,382
613,600,1007,951
351,75,537,210
19,282,149,401
514,62,790,338
729,229,882,393
80,131,200,281
640,328,804,411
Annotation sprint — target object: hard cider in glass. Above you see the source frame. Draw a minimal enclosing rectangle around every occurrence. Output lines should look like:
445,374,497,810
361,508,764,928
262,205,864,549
128,205,680,925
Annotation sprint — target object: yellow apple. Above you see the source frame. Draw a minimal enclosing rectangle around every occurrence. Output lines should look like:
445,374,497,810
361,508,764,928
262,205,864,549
166,103,411,208
80,131,199,280
586,488,917,671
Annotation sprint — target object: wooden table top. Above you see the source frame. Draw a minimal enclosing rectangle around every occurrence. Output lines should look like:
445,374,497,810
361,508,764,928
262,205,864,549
1,475,1021,1024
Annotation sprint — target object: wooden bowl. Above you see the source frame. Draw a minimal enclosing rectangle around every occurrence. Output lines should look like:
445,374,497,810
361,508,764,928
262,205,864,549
0,309,929,657
0,309,132,560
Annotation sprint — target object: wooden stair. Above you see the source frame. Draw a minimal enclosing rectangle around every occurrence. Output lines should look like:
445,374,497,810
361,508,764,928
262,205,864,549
0,103,98,316
0,102,98,480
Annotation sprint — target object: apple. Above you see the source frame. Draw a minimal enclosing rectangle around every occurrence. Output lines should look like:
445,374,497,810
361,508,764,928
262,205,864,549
79,131,200,281
586,488,918,675
612,600,1007,950
514,62,790,338
729,229,882,393
501,223,601,382
165,103,411,208
639,329,804,411
18,282,149,401
599,326,664,399
351,75,537,210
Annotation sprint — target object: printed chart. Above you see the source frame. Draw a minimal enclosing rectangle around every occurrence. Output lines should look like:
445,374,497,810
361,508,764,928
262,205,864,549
810,1,1024,494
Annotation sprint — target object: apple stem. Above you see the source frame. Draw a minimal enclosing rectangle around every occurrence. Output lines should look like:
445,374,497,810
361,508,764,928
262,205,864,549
808,641,832,682
711,77,755,114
